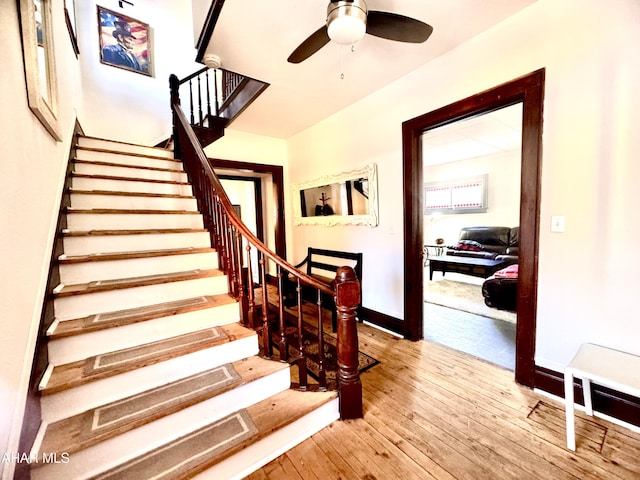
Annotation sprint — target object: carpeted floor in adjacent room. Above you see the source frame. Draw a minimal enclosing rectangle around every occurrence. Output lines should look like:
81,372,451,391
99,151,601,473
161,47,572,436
424,272,516,370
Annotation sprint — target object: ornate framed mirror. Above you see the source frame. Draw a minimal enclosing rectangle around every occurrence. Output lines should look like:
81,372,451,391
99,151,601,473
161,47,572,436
293,164,379,227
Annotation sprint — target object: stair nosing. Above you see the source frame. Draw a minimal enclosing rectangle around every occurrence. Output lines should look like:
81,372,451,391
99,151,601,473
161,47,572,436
75,143,175,160
74,159,186,175
36,357,288,456
62,228,208,237
65,207,200,215
58,247,215,265
70,189,195,200
71,172,189,186
50,294,233,338
41,324,256,395
54,268,223,298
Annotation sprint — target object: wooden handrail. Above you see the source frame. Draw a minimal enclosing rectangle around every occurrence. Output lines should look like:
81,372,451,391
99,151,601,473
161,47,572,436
169,73,362,418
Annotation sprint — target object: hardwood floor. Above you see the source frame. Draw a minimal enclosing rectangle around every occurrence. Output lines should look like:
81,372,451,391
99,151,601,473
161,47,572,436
247,320,640,479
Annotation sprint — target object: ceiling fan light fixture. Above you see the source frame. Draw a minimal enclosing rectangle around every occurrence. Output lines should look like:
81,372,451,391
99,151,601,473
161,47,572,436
327,0,367,45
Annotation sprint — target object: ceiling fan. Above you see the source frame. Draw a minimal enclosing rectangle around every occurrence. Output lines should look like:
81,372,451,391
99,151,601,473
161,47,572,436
287,0,433,64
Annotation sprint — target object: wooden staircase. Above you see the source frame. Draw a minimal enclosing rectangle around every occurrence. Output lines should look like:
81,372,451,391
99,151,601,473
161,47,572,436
28,136,338,480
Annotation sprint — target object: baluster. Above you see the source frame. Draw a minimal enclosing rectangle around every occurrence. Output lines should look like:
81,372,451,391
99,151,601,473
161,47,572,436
213,198,223,266
205,69,212,121
246,245,256,328
213,69,219,116
235,230,248,326
334,266,363,419
259,256,271,358
197,75,203,125
227,221,235,292
277,267,287,362
316,289,327,391
188,79,194,125
229,222,242,298
296,278,307,390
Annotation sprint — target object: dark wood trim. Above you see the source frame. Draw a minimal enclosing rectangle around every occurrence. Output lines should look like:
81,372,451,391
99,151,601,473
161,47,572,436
218,175,265,246
209,158,286,261
195,0,226,64
402,69,545,388
534,365,640,428
360,307,403,336
64,7,79,56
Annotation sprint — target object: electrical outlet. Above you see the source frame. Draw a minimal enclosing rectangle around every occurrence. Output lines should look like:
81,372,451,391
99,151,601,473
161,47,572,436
551,215,565,232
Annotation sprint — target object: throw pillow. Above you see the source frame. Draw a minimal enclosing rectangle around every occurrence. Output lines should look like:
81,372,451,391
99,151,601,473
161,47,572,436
452,240,484,251
495,264,519,278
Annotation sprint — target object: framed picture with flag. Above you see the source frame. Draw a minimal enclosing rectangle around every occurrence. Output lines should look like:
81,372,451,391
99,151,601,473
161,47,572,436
97,6,151,76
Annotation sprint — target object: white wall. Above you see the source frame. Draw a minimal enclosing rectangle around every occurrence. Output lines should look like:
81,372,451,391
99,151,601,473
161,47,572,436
287,0,640,370
424,151,521,245
0,1,83,476
75,0,202,145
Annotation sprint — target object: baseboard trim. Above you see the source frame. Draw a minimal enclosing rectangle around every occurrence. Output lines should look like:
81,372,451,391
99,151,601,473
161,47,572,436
534,365,640,428
361,307,403,336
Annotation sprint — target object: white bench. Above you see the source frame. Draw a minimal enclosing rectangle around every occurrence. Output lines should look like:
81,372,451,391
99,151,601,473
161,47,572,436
564,343,640,450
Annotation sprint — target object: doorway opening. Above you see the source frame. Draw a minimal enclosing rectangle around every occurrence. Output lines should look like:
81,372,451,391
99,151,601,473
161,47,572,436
422,104,522,371
402,69,544,387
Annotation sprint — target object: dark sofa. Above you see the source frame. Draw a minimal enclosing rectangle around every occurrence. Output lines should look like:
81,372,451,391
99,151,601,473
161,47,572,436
446,226,519,265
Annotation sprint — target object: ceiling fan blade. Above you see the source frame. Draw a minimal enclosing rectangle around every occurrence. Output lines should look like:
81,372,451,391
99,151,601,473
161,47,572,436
366,11,433,43
287,26,331,64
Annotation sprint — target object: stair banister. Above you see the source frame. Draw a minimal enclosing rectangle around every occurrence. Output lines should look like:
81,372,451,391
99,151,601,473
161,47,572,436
170,73,363,419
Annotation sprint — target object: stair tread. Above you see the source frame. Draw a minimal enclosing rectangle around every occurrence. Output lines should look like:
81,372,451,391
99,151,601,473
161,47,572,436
54,268,223,298
70,189,195,200
77,139,175,159
66,207,200,215
42,323,254,395
74,158,186,174
58,246,215,264
50,294,233,338
37,356,289,456
85,389,337,480
72,172,189,186
62,228,208,237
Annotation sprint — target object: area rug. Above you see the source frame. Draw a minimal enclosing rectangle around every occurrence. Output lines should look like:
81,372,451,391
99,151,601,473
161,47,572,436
425,278,517,324
267,308,379,389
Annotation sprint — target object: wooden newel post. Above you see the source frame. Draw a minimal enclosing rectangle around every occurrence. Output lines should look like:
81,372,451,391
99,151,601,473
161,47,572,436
168,74,181,158
334,266,363,419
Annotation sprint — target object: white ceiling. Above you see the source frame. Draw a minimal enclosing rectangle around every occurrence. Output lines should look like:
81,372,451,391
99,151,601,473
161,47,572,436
197,0,536,139
422,103,523,166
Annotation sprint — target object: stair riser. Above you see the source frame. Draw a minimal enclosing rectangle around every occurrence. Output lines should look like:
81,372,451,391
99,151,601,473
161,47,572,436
59,252,218,284
76,138,174,159
48,302,239,364
66,212,204,230
62,232,211,255
74,163,188,183
40,334,259,422
71,176,193,196
70,193,197,211
76,150,179,170
193,399,340,480
33,366,289,480
53,275,227,319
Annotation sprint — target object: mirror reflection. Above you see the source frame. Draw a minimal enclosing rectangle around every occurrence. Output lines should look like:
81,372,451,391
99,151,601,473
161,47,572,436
300,178,369,217
293,164,378,227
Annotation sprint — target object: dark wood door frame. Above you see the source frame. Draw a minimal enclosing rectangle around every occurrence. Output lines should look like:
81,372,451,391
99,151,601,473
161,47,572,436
402,69,544,387
218,175,265,244
209,158,287,260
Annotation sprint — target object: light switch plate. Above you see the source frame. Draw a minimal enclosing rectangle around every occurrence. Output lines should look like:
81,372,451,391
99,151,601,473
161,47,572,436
551,215,565,232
